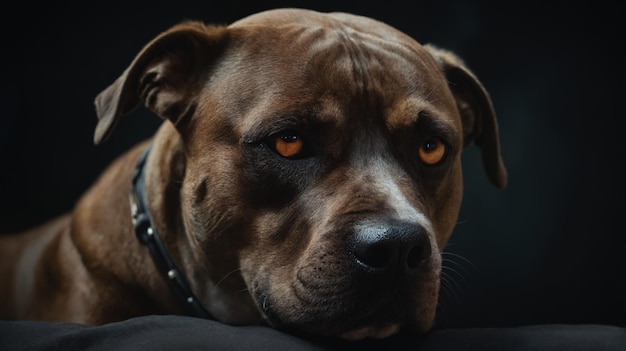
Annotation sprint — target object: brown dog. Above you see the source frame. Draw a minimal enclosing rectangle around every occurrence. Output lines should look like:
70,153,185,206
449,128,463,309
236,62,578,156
0,8,506,340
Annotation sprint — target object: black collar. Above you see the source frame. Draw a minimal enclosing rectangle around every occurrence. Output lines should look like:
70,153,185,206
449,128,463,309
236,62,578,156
129,145,213,319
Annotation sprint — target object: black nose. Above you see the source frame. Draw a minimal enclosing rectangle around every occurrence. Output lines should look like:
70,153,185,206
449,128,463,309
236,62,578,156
351,221,431,273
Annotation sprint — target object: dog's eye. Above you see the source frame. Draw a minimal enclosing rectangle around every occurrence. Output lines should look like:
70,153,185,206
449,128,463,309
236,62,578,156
418,137,446,165
271,131,305,158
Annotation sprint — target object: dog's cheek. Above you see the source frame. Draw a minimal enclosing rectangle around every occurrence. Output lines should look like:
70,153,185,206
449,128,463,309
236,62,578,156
180,148,254,260
236,201,349,327
237,251,296,326
237,207,312,281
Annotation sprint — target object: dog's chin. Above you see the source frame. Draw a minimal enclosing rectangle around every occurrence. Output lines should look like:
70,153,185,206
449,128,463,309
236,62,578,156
266,317,405,341
339,324,401,340
258,300,429,340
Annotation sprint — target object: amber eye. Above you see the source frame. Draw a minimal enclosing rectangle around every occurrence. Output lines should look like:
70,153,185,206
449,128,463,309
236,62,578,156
271,132,304,158
418,137,446,165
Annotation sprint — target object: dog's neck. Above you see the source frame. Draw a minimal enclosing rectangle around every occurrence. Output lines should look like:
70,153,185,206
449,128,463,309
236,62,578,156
129,144,213,319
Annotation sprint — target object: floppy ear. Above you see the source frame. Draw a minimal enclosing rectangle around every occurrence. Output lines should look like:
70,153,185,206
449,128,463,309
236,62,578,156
93,21,229,144
425,44,507,188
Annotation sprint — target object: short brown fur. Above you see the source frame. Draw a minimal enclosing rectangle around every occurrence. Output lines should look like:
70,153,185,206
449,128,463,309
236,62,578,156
0,8,505,339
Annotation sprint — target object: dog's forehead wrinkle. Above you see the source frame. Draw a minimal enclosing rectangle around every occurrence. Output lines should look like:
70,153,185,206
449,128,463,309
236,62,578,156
232,12,439,100
232,9,415,49
222,18,456,144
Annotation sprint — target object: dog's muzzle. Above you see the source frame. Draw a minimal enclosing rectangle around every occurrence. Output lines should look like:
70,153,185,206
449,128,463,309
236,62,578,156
254,217,438,339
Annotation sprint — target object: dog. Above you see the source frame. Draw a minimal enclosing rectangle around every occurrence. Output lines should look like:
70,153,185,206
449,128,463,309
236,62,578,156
0,8,506,340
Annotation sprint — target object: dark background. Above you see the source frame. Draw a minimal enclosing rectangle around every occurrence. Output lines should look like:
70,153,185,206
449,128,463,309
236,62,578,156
1,0,624,329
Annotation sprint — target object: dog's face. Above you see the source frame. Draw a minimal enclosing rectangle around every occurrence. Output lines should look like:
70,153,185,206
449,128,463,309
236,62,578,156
94,9,506,339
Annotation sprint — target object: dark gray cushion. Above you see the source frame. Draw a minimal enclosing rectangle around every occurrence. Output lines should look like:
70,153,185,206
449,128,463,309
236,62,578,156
1,315,625,351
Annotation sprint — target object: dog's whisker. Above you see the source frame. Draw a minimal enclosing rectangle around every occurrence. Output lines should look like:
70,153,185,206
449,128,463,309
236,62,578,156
436,280,457,327
435,284,451,325
258,292,282,326
454,218,469,225
437,249,481,314
441,260,472,285
441,251,480,272
439,272,463,305
215,267,242,289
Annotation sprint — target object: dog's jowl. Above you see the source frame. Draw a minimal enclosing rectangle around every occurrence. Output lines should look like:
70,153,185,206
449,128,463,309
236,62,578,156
0,8,506,340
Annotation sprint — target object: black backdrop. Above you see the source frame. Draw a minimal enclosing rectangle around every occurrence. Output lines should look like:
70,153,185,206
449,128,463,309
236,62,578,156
0,0,624,329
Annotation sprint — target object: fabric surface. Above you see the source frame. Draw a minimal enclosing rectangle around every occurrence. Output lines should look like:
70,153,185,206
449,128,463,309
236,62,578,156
1,315,624,351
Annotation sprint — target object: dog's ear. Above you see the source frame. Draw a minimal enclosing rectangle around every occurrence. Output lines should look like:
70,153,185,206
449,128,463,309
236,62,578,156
425,44,507,188
93,21,229,144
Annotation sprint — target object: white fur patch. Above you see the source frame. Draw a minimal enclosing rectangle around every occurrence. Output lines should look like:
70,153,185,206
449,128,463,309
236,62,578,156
366,152,433,234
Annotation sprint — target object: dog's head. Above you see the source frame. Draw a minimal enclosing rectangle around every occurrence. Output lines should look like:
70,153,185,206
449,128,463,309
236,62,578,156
94,8,506,340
